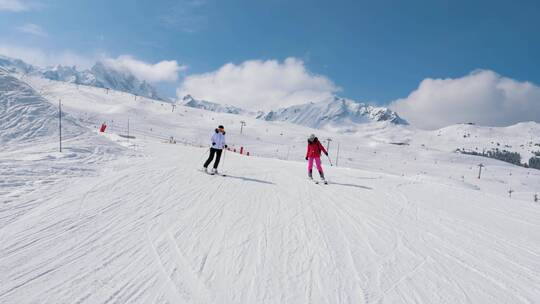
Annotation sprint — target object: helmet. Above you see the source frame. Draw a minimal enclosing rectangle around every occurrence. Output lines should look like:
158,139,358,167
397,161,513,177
308,134,316,142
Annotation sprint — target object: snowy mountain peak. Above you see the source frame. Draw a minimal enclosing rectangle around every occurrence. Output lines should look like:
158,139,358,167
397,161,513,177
258,97,407,131
178,94,407,132
0,55,165,101
89,62,162,100
180,94,246,114
41,64,97,85
0,55,37,74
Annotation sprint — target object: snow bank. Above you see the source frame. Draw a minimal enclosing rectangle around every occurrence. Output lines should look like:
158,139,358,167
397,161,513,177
0,71,125,224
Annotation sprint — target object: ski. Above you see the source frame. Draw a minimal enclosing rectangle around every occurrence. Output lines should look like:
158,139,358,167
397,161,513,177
199,169,226,177
309,178,329,185
199,169,214,175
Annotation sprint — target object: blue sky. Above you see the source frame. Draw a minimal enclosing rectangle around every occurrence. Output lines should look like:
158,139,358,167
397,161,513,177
1,0,540,126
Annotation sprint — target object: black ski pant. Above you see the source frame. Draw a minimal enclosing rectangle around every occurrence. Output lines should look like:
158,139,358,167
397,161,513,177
204,148,223,169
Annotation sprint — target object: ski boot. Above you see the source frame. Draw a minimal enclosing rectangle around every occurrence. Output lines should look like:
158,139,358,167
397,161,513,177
319,171,328,184
308,170,319,184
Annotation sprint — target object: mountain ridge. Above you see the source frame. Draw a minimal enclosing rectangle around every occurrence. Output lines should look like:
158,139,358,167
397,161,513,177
257,97,408,129
0,55,164,100
180,94,245,114
180,94,407,132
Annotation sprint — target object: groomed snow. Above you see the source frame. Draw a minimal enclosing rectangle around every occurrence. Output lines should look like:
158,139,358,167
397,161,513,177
0,71,123,226
1,76,539,303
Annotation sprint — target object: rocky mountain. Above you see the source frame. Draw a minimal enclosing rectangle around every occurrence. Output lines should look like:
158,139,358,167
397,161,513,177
257,97,407,131
40,65,96,86
0,55,164,100
88,62,162,100
0,55,37,74
180,95,246,114
179,94,407,132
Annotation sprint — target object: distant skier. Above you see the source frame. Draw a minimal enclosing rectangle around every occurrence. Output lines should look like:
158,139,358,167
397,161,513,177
305,134,328,183
203,125,228,174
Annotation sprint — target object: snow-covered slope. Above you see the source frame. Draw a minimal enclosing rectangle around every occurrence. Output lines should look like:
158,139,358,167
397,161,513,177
0,70,123,222
0,55,164,100
3,142,539,304
257,97,407,132
1,75,539,303
401,122,540,163
0,68,80,147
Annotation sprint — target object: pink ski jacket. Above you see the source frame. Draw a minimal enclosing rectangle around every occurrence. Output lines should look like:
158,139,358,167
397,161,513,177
306,138,327,158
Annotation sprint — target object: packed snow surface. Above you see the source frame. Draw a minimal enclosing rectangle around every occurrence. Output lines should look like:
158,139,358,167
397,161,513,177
1,76,539,303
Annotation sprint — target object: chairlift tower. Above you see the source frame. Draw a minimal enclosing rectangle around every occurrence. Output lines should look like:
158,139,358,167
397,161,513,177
326,138,333,152
240,121,246,134
477,163,484,179
58,99,62,152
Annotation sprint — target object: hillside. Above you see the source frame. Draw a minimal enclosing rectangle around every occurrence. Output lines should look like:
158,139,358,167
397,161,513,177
1,74,539,303
0,70,123,223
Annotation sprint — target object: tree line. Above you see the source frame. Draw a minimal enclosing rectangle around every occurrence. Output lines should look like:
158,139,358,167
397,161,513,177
457,148,540,170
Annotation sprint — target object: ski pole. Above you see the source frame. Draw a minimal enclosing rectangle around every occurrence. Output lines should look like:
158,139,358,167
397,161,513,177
221,148,226,171
326,154,333,166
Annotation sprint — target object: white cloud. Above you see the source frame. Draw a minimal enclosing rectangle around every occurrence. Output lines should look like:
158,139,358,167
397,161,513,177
177,58,340,110
389,70,540,129
16,23,47,37
0,0,29,11
0,45,184,84
0,44,94,68
104,55,185,83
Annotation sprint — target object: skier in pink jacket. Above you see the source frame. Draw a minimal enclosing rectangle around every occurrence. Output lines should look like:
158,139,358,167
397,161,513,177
305,134,328,182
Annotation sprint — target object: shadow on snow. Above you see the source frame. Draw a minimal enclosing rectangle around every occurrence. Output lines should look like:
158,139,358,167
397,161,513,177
224,174,275,185
330,182,373,190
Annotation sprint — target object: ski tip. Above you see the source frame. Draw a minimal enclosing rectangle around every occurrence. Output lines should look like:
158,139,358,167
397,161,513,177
199,169,214,175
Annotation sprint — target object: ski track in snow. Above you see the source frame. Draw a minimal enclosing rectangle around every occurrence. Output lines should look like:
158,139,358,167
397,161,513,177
1,143,539,303
1,76,540,303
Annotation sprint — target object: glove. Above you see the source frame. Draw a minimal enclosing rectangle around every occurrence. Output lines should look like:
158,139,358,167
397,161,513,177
305,157,308,160
324,152,328,156
224,144,228,148
212,142,216,146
